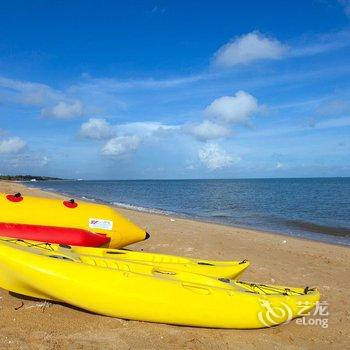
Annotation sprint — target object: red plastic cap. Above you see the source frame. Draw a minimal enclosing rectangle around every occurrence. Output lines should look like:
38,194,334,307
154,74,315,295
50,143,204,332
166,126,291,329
63,199,78,208
6,194,23,202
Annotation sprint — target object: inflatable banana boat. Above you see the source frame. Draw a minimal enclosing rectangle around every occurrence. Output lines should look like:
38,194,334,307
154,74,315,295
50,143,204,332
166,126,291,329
0,223,112,247
0,193,148,248
0,238,320,329
2,238,249,279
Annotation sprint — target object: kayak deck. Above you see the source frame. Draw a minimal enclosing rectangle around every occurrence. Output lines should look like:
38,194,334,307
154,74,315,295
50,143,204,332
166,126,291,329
4,238,249,279
0,237,320,329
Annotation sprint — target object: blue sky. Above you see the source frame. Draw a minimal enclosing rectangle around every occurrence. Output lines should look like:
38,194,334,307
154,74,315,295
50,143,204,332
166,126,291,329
0,0,350,179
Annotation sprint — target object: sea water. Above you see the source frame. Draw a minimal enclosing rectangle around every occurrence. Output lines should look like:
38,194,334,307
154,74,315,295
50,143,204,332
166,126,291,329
27,178,350,246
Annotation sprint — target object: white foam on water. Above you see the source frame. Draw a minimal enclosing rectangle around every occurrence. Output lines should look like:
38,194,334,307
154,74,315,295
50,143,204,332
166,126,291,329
81,196,96,202
111,202,172,216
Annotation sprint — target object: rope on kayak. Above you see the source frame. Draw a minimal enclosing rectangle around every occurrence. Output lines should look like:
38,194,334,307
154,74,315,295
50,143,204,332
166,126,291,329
2,238,76,261
1,238,55,251
236,281,313,295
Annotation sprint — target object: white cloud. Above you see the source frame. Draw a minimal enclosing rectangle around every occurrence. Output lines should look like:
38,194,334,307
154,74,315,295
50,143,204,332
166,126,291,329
0,137,26,154
118,122,178,137
80,120,178,142
184,120,231,141
101,135,140,156
205,90,258,124
276,162,284,169
41,100,84,119
73,74,211,92
0,76,63,106
80,118,114,140
213,31,287,67
198,143,236,169
0,76,89,120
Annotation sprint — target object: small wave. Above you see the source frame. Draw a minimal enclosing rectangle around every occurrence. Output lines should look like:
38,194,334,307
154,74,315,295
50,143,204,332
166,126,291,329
81,196,96,202
284,219,350,237
40,187,56,192
111,202,173,216
210,214,230,219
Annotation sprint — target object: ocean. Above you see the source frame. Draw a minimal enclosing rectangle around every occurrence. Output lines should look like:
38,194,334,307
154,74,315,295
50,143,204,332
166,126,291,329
27,178,350,246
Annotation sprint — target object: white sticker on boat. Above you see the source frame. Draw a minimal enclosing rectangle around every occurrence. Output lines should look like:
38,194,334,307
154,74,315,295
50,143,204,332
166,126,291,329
88,218,113,231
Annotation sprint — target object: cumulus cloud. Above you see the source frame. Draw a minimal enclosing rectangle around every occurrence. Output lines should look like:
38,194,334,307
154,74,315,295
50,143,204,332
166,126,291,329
184,120,231,141
213,31,287,67
79,120,179,160
118,122,178,138
101,135,140,156
80,118,114,140
80,90,258,155
0,137,26,154
41,100,84,119
205,90,258,124
198,143,236,169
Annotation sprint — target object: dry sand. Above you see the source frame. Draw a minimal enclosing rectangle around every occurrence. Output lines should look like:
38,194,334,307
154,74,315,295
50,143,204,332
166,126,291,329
0,180,349,349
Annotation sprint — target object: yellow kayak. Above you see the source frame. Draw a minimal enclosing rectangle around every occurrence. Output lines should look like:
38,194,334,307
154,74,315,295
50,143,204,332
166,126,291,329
3,238,250,279
0,193,147,248
0,238,320,328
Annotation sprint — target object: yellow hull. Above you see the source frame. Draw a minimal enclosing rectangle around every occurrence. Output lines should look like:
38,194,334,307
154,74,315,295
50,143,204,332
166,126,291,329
6,238,250,279
0,193,147,248
0,238,320,328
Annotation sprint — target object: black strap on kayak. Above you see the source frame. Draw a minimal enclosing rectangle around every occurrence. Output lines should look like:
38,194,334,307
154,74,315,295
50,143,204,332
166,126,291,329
59,244,72,249
197,261,215,266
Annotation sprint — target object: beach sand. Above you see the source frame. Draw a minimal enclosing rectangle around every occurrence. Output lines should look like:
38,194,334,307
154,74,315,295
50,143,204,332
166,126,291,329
0,180,349,349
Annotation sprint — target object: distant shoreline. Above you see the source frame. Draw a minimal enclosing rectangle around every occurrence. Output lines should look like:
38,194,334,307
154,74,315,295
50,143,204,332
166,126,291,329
10,175,350,181
0,176,63,181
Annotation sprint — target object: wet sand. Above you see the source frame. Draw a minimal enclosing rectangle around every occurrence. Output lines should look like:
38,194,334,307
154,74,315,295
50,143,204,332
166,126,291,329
0,180,349,349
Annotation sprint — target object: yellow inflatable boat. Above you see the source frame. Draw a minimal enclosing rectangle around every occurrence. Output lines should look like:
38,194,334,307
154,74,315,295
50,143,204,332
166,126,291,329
0,193,147,248
0,238,320,328
2,238,249,279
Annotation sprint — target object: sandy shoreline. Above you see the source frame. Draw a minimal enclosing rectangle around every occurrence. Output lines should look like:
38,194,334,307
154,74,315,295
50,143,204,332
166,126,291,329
0,180,349,349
